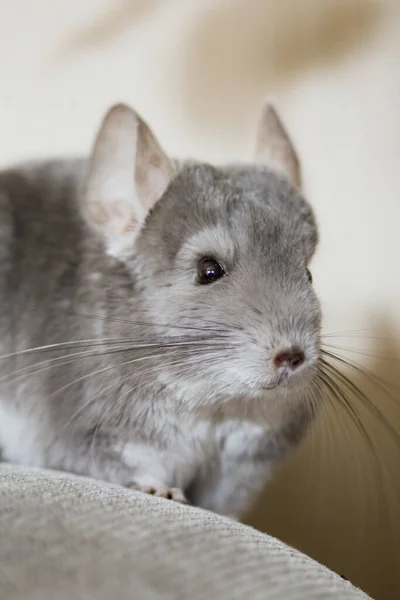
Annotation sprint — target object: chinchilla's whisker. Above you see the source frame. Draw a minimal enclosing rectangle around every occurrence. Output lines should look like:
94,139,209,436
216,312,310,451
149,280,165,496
320,353,400,444
44,341,239,405
303,378,335,486
0,338,233,384
0,334,232,361
321,330,396,342
305,379,322,422
325,365,400,469
0,338,138,360
318,366,400,531
317,369,389,519
321,355,400,456
66,310,232,334
322,349,400,398
0,341,234,390
0,337,182,361
317,370,377,455
321,342,392,361
310,377,334,457
0,345,138,387
315,374,372,544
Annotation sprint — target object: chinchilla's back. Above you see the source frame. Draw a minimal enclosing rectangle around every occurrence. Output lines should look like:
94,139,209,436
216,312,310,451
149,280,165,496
0,160,87,352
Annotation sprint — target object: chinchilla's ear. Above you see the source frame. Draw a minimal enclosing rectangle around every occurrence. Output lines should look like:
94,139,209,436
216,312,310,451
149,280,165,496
255,102,301,190
83,103,175,258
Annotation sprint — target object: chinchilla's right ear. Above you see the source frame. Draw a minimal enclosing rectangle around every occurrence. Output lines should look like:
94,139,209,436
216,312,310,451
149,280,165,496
254,101,301,190
82,103,175,259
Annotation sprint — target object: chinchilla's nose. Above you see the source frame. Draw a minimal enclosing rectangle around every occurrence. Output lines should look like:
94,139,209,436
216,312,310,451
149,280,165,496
273,346,305,370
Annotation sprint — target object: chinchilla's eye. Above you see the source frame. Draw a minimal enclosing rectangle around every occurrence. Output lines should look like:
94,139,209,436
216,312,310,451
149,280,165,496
197,258,225,284
306,268,312,283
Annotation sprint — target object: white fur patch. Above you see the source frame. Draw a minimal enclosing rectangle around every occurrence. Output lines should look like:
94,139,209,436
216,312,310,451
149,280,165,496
0,401,45,466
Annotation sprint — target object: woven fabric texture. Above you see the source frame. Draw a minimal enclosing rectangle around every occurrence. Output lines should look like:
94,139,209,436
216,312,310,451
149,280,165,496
0,464,370,600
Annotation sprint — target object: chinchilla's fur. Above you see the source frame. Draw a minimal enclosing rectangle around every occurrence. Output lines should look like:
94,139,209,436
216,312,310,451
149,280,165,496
0,102,321,518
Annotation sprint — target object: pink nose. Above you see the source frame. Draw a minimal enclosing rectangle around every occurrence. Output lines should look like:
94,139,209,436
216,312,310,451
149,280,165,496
273,346,305,370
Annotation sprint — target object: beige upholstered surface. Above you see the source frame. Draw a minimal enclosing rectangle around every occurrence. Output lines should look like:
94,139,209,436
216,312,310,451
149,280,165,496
0,464,370,600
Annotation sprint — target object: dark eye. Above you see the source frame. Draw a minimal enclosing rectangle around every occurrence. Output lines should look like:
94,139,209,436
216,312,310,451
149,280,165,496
306,268,312,283
197,258,225,285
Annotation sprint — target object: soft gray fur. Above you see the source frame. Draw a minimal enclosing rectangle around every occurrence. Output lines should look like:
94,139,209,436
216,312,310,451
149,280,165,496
0,103,321,518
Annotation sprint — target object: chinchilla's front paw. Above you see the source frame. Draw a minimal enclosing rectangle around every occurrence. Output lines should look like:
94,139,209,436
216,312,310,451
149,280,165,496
126,480,188,504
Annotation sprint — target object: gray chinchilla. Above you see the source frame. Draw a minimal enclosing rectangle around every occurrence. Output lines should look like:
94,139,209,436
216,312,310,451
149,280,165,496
0,102,321,518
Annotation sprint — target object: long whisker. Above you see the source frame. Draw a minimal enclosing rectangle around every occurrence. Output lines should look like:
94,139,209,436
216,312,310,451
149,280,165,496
317,369,379,457
0,338,232,388
0,338,137,360
41,337,239,409
319,360,400,526
320,352,400,444
5,343,234,394
301,379,329,486
66,311,232,334
0,344,137,387
322,348,400,395
318,363,400,532
314,374,374,549
317,367,392,522
321,330,396,342
321,342,391,361
0,332,232,362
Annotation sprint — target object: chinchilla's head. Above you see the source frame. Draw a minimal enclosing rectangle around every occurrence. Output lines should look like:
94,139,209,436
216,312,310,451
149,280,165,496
82,102,321,411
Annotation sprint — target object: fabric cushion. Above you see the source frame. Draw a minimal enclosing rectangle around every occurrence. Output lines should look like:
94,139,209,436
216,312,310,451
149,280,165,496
0,464,370,599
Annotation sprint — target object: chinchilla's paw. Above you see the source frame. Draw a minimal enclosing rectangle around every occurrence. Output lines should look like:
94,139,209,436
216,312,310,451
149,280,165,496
127,480,188,504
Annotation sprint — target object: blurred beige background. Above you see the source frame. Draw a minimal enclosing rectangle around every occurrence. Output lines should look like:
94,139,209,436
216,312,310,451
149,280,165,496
0,0,399,598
